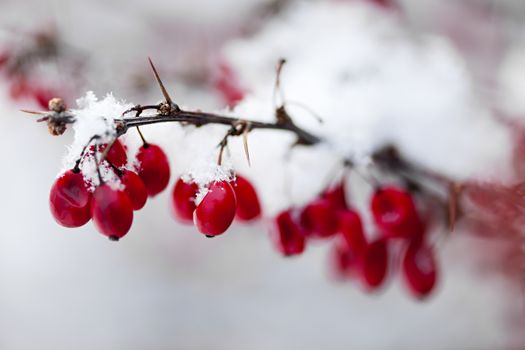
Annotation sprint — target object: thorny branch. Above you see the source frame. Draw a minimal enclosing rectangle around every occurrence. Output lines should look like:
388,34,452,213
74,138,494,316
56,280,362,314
28,58,462,231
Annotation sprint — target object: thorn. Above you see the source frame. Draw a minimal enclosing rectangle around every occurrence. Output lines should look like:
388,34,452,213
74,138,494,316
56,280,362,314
148,57,173,105
284,101,324,124
242,124,251,167
273,58,287,109
21,109,46,115
36,116,50,123
448,182,462,232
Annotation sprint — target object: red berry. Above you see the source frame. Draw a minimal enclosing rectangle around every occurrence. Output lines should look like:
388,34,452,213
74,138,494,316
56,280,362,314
9,78,31,100
300,198,338,238
370,187,423,239
121,170,147,210
329,238,359,280
91,185,134,240
49,170,92,228
273,209,306,256
323,181,348,210
0,52,9,69
337,209,366,255
213,62,245,107
369,0,397,8
402,240,438,299
32,86,56,110
90,139,128,168
171,177,199,223
194,181,237,236
232,175,261,221
105,139,127,167
359,238,389,290
136,143,170,197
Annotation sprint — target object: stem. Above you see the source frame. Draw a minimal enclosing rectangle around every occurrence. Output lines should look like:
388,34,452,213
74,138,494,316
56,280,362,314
73,135,101,172
119,109,321,146
136,126,148,147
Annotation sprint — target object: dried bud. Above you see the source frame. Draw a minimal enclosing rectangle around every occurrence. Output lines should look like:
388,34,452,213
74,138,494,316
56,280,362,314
159,102,171,116
47,120,67,136
48,97,66,113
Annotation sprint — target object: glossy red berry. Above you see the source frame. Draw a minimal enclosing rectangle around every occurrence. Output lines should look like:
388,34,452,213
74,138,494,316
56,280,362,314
120,170,147,210
273,209,306,256
232,175,261,221
194,181,237,236
171,177,199,223
136,143,170,197
90,139,128,168
370,187,423,239
402,240,438,299
360,238,389,290
300,198,338,238
337,209,366,255
105,139,127,167
323,181,348,210
91,185,134,240
49,170,92,228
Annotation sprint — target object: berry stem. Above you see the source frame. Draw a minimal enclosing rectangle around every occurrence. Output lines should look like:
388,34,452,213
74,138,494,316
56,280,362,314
135,126,148,147
73,134,101,172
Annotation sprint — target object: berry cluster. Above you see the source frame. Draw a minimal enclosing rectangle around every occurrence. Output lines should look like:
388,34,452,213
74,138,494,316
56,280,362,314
172,174,261,236
273,181,438,299
40,58,445,301
50,137,263,240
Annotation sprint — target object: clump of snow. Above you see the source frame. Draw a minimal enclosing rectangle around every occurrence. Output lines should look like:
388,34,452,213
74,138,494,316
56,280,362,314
57,1,513,214
60,92,133,187
220,1,513,213
499,44,525,118
182,153,235,205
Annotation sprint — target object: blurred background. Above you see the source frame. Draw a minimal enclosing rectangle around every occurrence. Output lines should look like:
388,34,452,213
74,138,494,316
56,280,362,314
1,0,525,349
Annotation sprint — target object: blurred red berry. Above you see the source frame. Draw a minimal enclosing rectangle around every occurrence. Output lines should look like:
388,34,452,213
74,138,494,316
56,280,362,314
359,238,389,290
337,209,367,255
0,52,9,69
32,86,56,110
136,143,170,197
49,170,92,228
402,240,438,299
322,181,348,210
367,0,397,9
329,237,360,280
370,187,423,239
9,78,31,100
171,177,199,223
300,198,338,238
91,184,134,240
232,175,261,221
212,62,245,107
273,209,306,256
194,181,237,236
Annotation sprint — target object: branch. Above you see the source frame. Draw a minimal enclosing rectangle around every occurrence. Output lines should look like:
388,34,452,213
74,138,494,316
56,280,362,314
118,107,321,146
